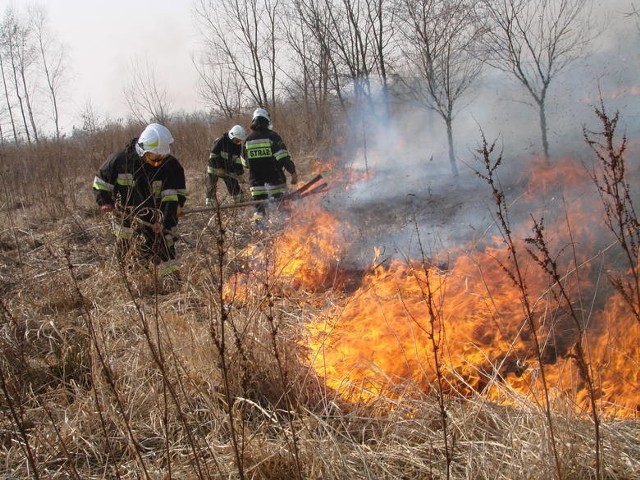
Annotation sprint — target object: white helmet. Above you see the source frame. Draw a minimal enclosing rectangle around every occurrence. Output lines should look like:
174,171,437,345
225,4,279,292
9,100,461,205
252,108,270,123
136,123,174,157
228,124,247,143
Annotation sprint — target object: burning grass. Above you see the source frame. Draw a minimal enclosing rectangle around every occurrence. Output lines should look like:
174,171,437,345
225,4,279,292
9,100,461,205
0,114,639,478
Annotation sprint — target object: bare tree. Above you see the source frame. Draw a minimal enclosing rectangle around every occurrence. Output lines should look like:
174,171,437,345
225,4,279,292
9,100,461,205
0,51,18,144
192,50,244,118
30,5,66,140
307,0,398,167
398,0,483,176
12,14,39,144
281,0,337,139
478,0,594,159
321,0,381,106
367,0,396,119
123,58,171,124
193,0,397,134
1,8,38,144
78,100,102,134
287,0,348,110
193,0,282,115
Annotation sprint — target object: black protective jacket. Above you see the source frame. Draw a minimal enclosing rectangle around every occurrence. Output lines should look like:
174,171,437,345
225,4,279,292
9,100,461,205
243,127,296,187
93,138,187,230
209,133,244,175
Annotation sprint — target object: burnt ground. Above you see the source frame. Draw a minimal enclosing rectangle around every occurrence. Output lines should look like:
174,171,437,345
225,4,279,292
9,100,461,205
317,151,638,275
320,168,499,270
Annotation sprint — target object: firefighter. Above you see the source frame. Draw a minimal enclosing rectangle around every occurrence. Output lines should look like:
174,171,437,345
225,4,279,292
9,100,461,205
93,123,187,279
243,108,298,226
206,124,246,205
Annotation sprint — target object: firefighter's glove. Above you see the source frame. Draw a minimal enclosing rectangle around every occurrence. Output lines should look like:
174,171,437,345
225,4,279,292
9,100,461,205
290,173,299,185
213,168,226,176
100,204,115,215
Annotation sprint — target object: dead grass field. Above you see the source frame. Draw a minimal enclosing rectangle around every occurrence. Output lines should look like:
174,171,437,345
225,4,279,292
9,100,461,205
0,115,638,479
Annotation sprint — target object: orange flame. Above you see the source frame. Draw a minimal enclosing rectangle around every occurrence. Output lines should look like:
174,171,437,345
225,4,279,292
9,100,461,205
520,156,593,200
301,157,638,418
223,197,354,303
224,156,638,418
274,202,351,291
306,242,638,417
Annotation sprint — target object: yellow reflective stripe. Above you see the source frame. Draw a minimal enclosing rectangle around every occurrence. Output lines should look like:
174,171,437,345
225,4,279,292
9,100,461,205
250,185,268,194
158,259,179,277
161,189,179,202
116,173,134,186
113,223,135,239
245,140,272,159
274,149,289,160
250,184,286,197
207,166,216,174
93,176,113,192
246,140,271,148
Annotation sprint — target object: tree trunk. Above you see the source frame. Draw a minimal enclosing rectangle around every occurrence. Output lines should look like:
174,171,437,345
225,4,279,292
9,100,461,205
19,65,38,143
8,42,31,144
539,99,550,161
446,117,458,176
0,54,19,145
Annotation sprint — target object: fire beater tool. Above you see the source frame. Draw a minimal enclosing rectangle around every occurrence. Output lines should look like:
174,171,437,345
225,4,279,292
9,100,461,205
180,174,326,215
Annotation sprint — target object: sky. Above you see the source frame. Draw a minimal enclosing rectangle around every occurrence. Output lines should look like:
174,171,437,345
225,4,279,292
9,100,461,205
0,0,638,137
0,0,203,132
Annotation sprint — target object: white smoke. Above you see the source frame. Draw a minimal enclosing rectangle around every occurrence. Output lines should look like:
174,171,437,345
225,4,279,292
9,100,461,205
322,1,640,267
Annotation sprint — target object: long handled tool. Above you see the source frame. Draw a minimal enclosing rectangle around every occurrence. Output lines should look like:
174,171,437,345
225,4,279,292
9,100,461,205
298,181,328,199
284,174,324,200
181,174,326,215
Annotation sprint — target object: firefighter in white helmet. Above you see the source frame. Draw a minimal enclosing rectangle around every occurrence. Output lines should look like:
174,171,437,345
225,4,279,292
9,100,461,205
93,123,187,280
205,124,246,205
243,108,298,226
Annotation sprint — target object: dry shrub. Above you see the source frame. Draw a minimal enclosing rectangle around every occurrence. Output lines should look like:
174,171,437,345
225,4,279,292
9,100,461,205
0,110,638,479
0,245,637,478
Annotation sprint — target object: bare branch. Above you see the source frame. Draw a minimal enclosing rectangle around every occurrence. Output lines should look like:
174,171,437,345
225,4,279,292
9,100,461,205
478,0,596,158
397,0,484,175
123,58,172,124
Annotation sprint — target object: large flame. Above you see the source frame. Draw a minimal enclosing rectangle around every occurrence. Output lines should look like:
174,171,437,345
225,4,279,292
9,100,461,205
299,157,638,418
274,203,351,291
223,196,353,303
224,157,638,417
306,242,638,417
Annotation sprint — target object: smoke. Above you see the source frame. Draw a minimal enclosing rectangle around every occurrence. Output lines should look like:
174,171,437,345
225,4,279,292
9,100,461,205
322,2,640,269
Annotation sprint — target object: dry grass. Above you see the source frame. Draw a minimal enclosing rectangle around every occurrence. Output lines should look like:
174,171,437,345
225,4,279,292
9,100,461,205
0,116,638,479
